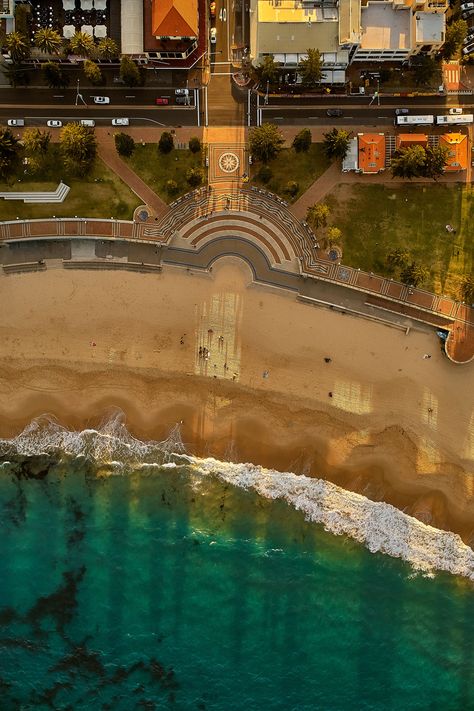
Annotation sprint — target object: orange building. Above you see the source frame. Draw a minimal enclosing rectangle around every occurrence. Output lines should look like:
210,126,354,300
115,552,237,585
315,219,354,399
439,132,468,172
357,133,385,174
396,134,428,150
152,0,198,38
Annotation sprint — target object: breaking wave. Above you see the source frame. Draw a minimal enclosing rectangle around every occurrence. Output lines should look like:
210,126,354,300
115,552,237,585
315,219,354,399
1,413,474,581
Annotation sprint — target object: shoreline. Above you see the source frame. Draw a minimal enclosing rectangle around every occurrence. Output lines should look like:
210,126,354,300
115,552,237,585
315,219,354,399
0,262,473,544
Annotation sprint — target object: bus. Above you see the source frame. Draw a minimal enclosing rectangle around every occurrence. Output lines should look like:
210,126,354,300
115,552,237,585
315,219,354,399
436,114,474,125
395,115,434,126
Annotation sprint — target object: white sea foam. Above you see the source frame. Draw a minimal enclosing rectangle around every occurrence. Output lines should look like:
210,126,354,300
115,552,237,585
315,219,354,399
1,415,473,581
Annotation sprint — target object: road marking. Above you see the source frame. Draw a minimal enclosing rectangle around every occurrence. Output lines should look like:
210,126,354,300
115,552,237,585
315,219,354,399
53,95,64,98
125,95,136,98
211,72,234,76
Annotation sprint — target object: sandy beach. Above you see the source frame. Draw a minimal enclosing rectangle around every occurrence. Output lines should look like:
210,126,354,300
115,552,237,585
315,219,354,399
0,260,473,540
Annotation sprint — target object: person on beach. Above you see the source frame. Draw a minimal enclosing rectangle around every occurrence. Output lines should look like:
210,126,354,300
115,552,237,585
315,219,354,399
324,357,331,363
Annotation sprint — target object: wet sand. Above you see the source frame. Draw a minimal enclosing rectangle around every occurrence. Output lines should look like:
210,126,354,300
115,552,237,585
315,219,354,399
0,260,473,541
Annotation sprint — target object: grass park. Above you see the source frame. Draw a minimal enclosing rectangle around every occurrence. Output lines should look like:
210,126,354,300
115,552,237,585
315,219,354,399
0,144,140,221
324,183,474,299
125,144,206,203
250,144,331,201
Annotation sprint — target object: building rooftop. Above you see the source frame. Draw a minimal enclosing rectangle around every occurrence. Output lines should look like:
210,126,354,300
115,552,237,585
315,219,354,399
152,0,198,38
415,12,444,44
256,0,338,24
360,2,411,50
396,134,428,148
358,133,385,173
255,19,340,55
339,0,362,44
439,132,468,171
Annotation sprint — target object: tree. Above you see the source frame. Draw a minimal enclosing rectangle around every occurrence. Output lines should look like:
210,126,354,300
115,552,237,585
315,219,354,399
285,180,299,197
307,203,330,229
249,123,284,163
327,226,342,244
322,128,350,160
114,132,135,157
1,63,31,88
188,136,201,153
84,59,103,85
391,145,426,179
42,61,70,89
412,54,438,87
69,31,95,58
5,32,30,63
166,179,178,196
298,48,323,87
443,20,467,60
400,261,429,287
35,28,62,55
0,128,21,178
14,5,29,43
186,168,203,187
158,131,174,154
60,123,97,175
97,37,119,61
120,56,141,87
22,128,51,155
460,274,474,303
257,164,272,183
255,55,280,86
387,248,410,270
292,128,312,153
424,144,448,179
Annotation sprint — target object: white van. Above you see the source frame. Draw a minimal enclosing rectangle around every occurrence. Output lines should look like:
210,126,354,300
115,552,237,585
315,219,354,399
112,118,129,126
80,119,95,127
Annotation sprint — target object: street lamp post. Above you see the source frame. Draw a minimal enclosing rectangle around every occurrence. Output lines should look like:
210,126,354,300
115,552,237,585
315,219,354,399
264,80,269,105
75,78,86,106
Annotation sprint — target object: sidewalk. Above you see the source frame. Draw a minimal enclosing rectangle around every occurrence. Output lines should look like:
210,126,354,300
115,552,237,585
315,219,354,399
96,131,169,218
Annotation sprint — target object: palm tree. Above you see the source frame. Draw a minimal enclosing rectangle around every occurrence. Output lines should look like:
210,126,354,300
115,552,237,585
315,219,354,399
22,128,51,154
5,32,30,63
0,128,21,178
69,31,95,58
34,28,63,55
322,128,350,160
97,37,119,61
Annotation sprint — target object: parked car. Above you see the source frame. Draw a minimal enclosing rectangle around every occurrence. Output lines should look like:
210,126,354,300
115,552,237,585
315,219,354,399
210,27,217,44
111,118,129,126
461,2,474,9
462,9,474,18
449,107,463,115
80,119,95,126
326,108,343,117
210,1,216,17
47,120,62,127
93,96,110,104
155,97,169,105
395,108,409,115
463,43,474,54
7,119,24,126
175,88,189,96
175,96,190,105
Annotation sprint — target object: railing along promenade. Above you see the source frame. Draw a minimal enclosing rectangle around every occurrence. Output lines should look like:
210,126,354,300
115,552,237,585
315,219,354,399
0,191,472,364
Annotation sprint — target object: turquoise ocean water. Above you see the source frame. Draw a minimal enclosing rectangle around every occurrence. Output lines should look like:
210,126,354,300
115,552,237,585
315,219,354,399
1,419,474,711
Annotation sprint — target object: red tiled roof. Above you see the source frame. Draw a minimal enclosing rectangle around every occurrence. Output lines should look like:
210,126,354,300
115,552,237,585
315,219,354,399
152,0,198,38
396,134,428,149
358,133,385,173
439,132,468,172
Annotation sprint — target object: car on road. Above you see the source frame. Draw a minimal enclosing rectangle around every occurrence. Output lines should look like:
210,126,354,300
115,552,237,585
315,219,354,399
93,96,110,104
7,119,24,126
111,118,129,126
175,96,190,105
210,1,216,17
395,108,409,115
449,107,463,115
47,120,62,128
210,27,217,44
80,119,95,126
326,108,343,117
462,8,474,17
155,97,169,104
461,2,474,9
463,42,474,54
175,88,189,96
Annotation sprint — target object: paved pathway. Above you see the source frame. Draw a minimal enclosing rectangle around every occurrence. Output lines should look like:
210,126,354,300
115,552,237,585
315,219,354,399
96,133,169,218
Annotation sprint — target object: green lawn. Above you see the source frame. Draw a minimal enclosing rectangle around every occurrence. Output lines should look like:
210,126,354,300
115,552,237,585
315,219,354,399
125,144,205,203
0,146,140,221
325,183,474,300
250,144,331,202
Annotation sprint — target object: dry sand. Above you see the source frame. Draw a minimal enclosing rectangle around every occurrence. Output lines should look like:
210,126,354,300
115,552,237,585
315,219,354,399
0,260,473,540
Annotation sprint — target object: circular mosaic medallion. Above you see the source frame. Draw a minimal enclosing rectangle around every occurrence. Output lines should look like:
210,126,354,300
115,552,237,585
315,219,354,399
218,152,240,173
